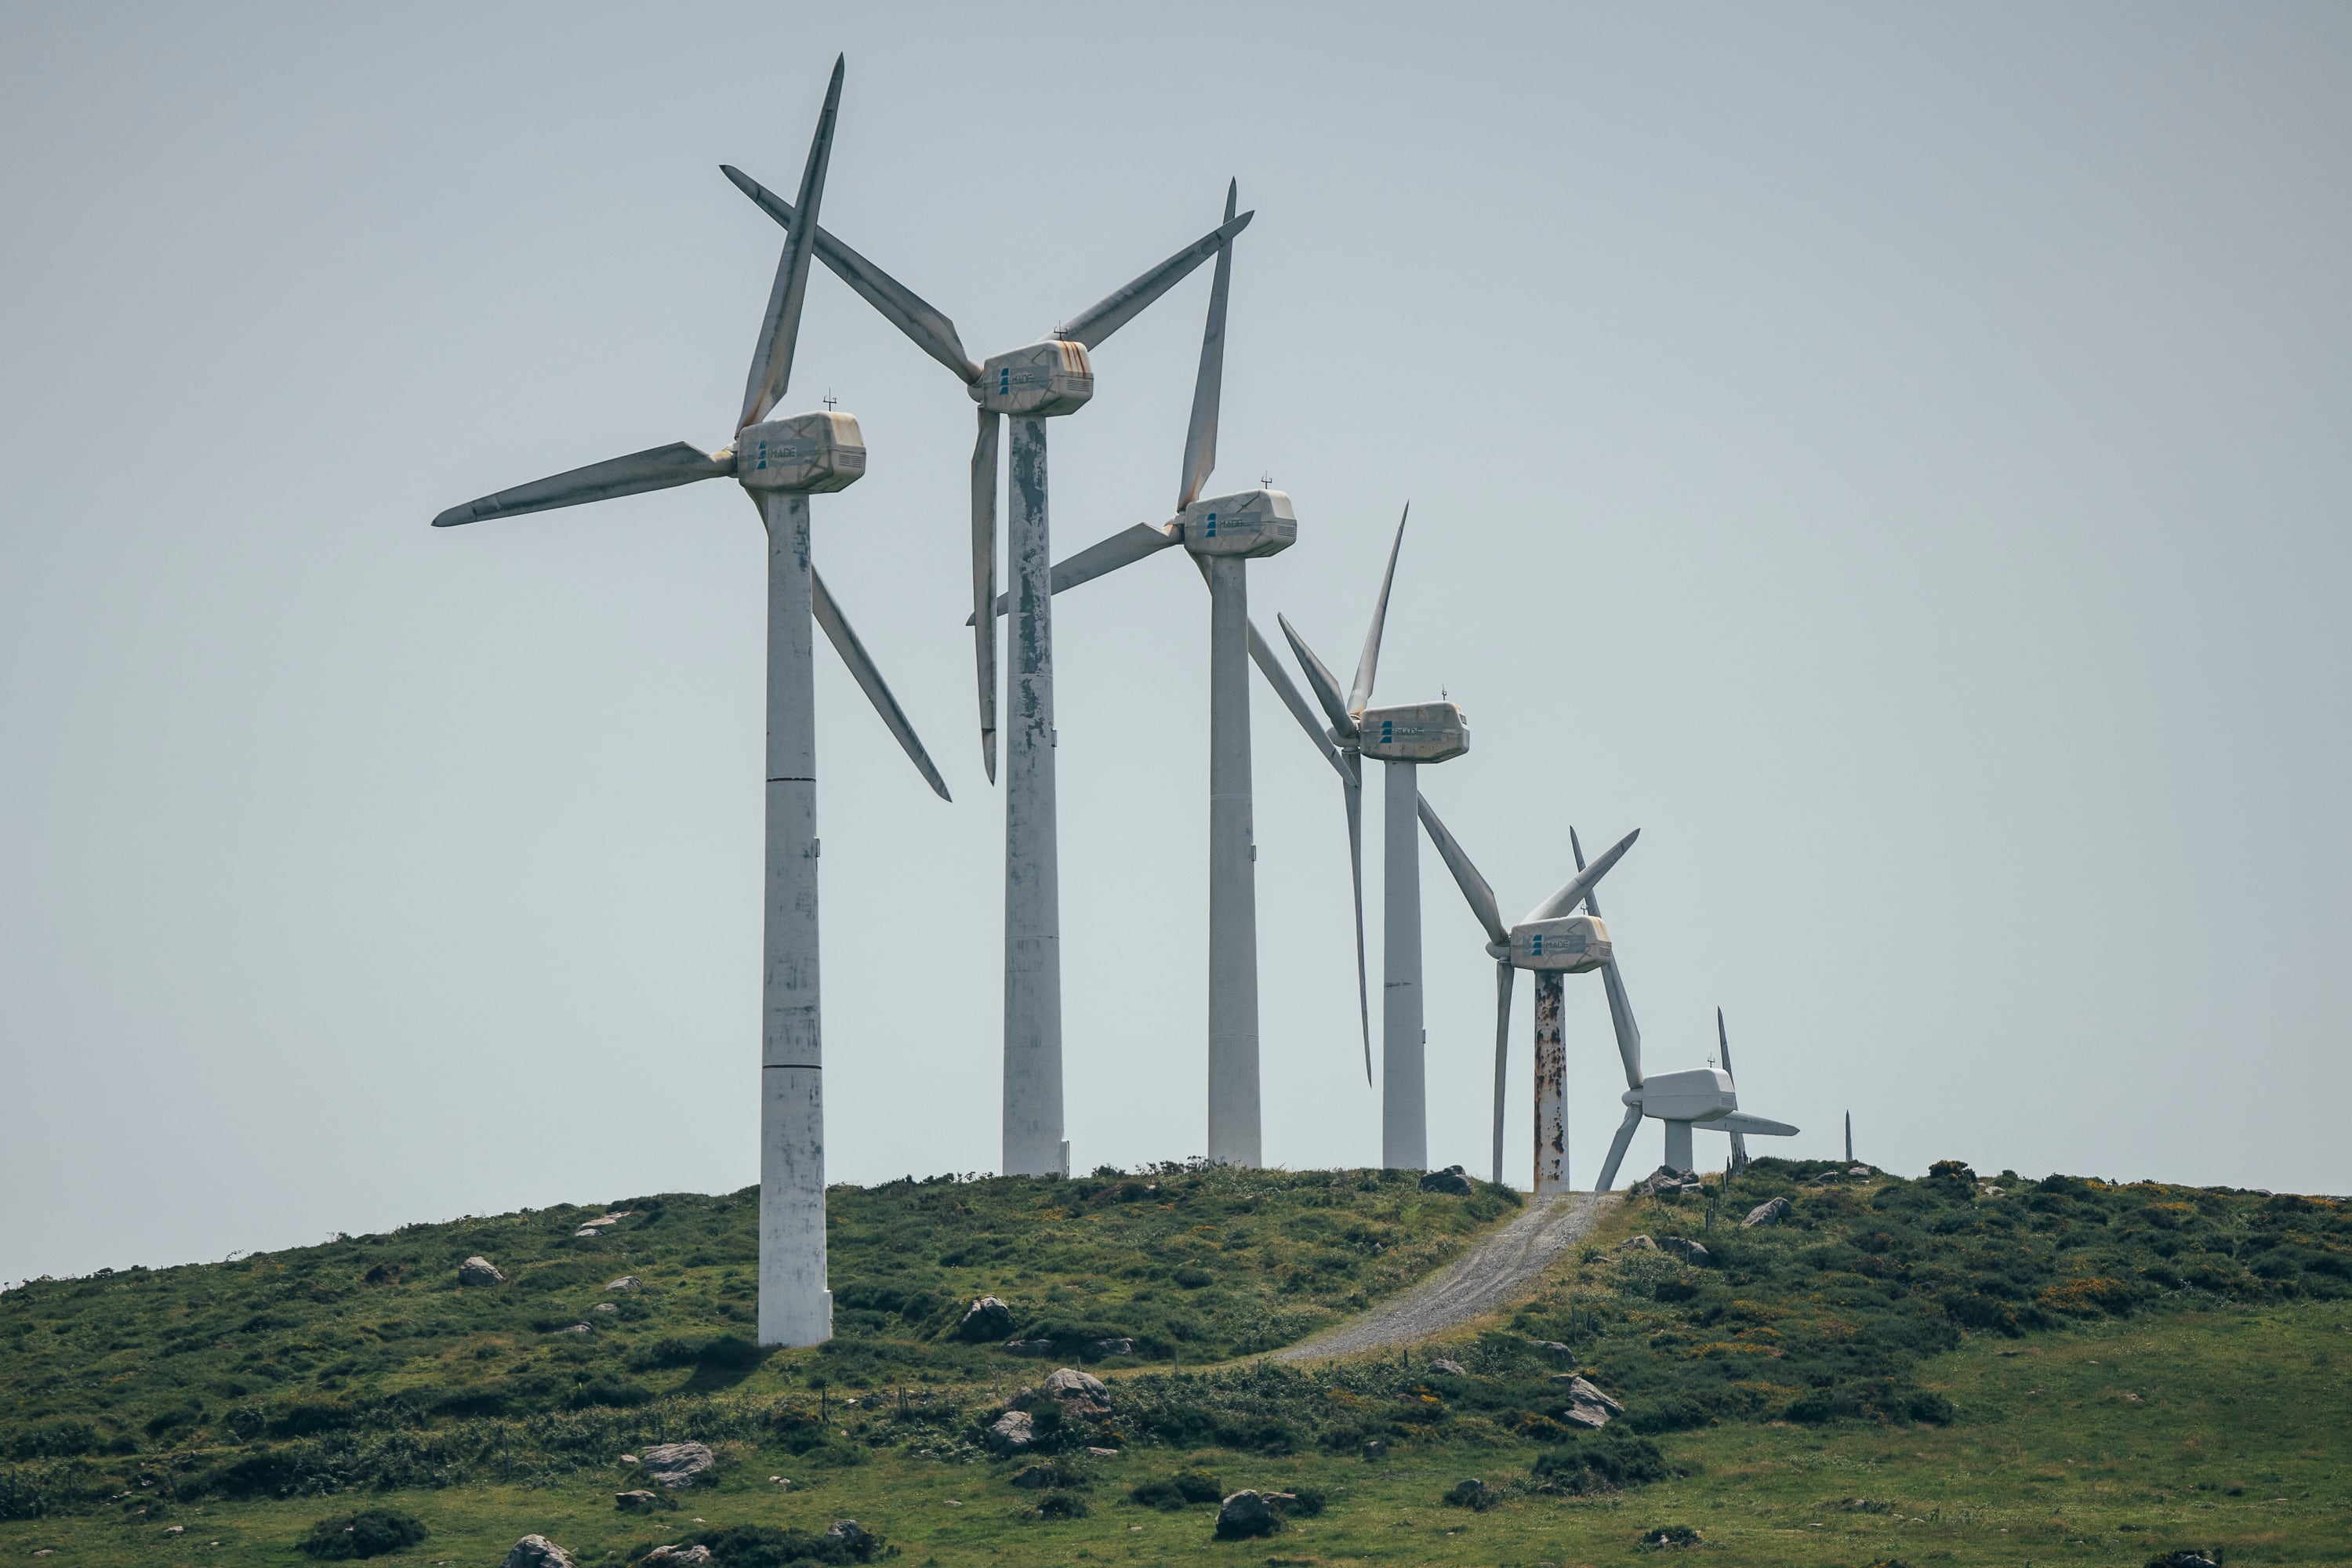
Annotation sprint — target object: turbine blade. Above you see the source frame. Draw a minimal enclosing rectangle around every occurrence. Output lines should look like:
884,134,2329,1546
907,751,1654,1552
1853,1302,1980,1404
430,442,731,528
739,56,844,431
1276,613,1359,739
969,521,1181,621
721,163,981,383
1524,828,1639,924
970,408,1000,782
1599,958,1643,1091
1595,1105,1644,1192
1247,615,1352,784
811,565,950,801
1416,792,1507,946
1347,765,1370,1084
1718,1009,1748,1170
1348,503,1410,716
1176,178,1238,511
1570,826,1602,916
1056,209,1254,350
1709,1112,1799,1138
1492,960,1514,1188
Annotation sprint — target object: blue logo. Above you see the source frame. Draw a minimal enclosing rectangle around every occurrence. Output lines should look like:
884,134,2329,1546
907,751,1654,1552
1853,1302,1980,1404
1381,720,1394,742
1205,512,1218,537
755,442,768,470
1532,933,1544,955
998,368,1010,394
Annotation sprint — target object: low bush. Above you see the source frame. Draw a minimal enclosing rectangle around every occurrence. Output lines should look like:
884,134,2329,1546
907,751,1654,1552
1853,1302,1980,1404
1443,1477,1499,1511
1532,1428,1671,1494
295,1506,428,1559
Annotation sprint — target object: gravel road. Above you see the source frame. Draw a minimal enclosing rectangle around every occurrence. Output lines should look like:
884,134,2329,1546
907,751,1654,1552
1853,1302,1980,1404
1273,1191,1615,1362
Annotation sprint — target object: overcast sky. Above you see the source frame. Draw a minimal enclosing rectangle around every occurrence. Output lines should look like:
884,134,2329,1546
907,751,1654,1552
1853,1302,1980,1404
3,4,2347,1286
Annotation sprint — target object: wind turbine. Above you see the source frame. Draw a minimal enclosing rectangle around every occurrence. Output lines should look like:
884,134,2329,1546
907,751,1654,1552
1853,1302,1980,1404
430,60,949,1348
1279,513,1469,1170
1574,830,1800,1188
721,164,1251,1178
1417,806,1641,1194
971,182,1292,1165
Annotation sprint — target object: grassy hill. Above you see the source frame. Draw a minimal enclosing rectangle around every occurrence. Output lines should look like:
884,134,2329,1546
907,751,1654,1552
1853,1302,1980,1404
3,1159,2347,1566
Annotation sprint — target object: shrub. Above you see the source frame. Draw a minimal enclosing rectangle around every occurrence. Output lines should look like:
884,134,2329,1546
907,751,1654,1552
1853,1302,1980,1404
1129,1468,1222,1509
295,1506,429,1559
684,1522,883,1564
1443,1477,1500,1511
1636,1523,1703,1548
1036,1492,1089,1519
1532,1428,1670,1494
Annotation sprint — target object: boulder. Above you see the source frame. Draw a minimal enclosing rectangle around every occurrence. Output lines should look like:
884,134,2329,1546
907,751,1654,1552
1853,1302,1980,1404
613,1490,659,1512
604,1276,641,1291
639,1442,716,1488
1848,1166,1871,1178
459,1256,506,1287
1552,1373,1624,1429
825,1520,877,1555
1214,1490,1280,1539
1443,1477,1500,1512
1010,1464,1056,1490
1526,1338,1574,1355
1083,1337,1137,1359
1419,1164,1476,1196
1043,1367,1112,1413
1616,1234,1659,1253
593,1303,619,1314
1658,1236,1711,1266
1638,1167,1705,1196
1741,1196,1793,1229
1427,1358,1468,1377
985,1410,1035,1454
642,1548,710,1566
503,1537,575,1568
956,1296,1014,1341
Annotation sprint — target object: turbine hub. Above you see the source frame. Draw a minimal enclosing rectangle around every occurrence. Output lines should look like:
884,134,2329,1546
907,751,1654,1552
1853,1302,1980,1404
971,340,1094,416
735,411,866,494
1178,488,1296,557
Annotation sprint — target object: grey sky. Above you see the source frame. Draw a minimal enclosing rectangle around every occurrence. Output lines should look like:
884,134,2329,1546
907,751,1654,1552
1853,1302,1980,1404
3,4,2347,1286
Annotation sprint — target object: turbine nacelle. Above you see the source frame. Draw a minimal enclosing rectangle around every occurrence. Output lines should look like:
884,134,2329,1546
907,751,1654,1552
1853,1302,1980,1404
1356,701,1468,764
1487,913,1612,974
1179,488,1296,557
1625,1067,1737,1123
733,411,866,494
971,340,1094,416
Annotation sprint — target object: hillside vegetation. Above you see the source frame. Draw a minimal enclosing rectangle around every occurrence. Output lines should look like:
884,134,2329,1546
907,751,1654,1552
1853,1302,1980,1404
3,1159,2348,1565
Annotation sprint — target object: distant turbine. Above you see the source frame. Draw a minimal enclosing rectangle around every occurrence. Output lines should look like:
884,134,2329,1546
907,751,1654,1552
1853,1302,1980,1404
1418,804,1640,1192
430,60,949,1347
722,166,1250,1178
1280,511,1470,1169
1574,832,1801,1187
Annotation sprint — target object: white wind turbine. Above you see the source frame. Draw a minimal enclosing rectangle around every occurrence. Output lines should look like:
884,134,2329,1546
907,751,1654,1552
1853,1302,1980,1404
1417,807,1641,1194
721,164,1251,1178
974,181,1293,1166
1570,829,1800,1187
430,60,949,1348
1278,513,1472,1170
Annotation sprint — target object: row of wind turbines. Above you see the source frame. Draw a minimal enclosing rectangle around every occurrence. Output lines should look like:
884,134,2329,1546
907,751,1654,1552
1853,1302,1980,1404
429,60,1799,1348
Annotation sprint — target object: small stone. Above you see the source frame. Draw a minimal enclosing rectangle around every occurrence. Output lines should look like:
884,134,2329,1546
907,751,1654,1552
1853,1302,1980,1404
1361,1438,1387,1459
503,1536,576,1568
459,1255,506,1287
614,1490,659,1512
824,1520,876,1555
640,1442,717,1489
550,1323,590,1335
1848,1166,1871,1178
574,1228,602,1239
1616,1234,1659,1253
642,1548,711,1566
1418,1164,1476,1196
1427,1358,1468,1377
604,1276,641,1291
1003,1338,1055,1356
593,1303,618,1314
1086,1446,1120,1457
1214,1490,1280,1539
162,1526,185,1537
1083,1336,1137,1359
956,1296,1015,1341
1741,1196,1793,1229
1658,1236,1711,1266
619,1454,638,1465
986,1409,1035,1454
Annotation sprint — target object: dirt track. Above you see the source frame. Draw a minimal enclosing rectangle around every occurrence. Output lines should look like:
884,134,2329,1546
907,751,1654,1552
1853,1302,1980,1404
1272,1191,1615,1362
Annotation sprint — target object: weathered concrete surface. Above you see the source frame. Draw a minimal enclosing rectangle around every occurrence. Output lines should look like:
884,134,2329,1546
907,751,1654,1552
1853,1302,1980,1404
1273,1192,1613,1361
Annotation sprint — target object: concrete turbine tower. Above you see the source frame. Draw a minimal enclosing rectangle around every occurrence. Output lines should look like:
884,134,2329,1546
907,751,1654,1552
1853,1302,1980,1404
980,182,1292,1165
429,60,951,1348
722,167,1251,1178
1416,804,1640,1194
1574,831,1801,1188
1278,514,1470,1170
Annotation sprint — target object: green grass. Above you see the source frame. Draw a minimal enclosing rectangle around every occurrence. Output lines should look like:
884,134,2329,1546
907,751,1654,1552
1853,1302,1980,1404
5,1159,2348,1565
